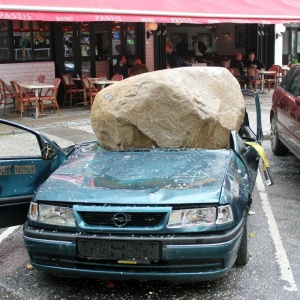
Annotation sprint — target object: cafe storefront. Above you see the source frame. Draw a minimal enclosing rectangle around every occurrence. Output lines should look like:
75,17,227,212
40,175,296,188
0,0,300,103
0,19,145,77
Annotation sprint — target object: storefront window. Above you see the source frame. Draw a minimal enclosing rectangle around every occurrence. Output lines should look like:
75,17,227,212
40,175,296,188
0,20,10,61
32,21,51,59
126,23,135,56
13,20,51,61
80,24,90,57
112,24,121,56
13,21,32,60
81,60,91,77
63,25,74,58
64,60,75,75
94,23,108,60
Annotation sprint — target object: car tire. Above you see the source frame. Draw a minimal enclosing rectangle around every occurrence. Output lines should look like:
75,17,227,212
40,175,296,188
235,217,249,266
271,115,289,156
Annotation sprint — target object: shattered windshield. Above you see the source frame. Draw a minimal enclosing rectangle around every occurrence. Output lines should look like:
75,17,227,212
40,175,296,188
57,147,229,190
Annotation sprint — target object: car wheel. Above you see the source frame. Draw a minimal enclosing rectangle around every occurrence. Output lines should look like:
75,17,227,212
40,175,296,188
235,217,249,266
270,115,289,156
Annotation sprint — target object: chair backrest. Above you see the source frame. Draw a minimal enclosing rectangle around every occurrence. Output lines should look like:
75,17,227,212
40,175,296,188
52,78,61,94
268,65,279,74
111,74,123,81
61,74,76,87
38,75,45,83
0,79,13,97
227,67,240,78
266,65,278,79
10,81,30,99
272,64,283,73
247,68,260,78
81,77,96,90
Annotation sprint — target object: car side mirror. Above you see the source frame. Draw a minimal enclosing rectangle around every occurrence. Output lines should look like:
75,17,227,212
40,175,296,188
296,96,300,106
43,144,57,160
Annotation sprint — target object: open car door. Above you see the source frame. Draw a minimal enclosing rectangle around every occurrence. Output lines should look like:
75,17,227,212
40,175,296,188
0,119,72,228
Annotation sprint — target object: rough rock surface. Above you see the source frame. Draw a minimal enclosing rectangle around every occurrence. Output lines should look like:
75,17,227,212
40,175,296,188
91,67,245,150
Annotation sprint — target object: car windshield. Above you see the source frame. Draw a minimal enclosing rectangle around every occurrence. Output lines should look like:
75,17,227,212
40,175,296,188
55,147,230,190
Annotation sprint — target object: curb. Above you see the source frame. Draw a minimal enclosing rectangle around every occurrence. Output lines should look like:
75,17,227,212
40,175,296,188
33,119,91,132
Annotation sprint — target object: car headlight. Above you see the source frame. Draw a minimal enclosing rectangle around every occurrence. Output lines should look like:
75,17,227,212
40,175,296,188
28,203,76,227
216,205,233,224
167,205,233,228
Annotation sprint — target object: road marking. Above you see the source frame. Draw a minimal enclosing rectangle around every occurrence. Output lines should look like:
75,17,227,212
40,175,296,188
256,172,298,292
0,226,19,244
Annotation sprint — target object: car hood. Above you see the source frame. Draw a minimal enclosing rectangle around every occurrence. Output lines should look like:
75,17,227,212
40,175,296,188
37,148,231,205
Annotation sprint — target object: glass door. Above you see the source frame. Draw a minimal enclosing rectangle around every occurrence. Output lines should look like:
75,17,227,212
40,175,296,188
62,23,91,77
110,22,137,76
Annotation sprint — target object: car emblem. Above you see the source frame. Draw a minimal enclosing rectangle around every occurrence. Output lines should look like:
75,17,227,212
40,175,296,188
112,213,129,227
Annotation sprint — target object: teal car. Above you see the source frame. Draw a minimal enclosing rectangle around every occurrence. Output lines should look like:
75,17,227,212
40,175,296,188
0,120,73,228
0,90,272,282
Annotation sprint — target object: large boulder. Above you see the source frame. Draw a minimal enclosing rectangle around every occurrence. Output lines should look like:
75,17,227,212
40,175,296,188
91,67,245,150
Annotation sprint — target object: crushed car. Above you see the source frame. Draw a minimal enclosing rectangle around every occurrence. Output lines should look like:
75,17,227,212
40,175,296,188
0,77,272,282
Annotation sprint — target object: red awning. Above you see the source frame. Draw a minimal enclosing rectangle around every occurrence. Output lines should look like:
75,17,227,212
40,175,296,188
0,0,300,24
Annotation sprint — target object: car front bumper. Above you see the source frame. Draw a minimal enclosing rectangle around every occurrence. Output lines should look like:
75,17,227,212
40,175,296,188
23,218,245,282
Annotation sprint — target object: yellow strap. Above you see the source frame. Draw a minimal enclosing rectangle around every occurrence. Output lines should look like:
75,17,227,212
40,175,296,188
244,142,270,170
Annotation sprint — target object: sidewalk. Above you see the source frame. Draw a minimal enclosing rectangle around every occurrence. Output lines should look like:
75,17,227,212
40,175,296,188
0,89,273,138
1,104,91,131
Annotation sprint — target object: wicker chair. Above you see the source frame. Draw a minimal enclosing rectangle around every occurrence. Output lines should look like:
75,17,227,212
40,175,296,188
264,66,278,93
39,78,61,117
272,64,284,86
61,74,84,107
247,68,263,91
227,67,245,88
27,75,45,96
80,77,99,110
0,79,18,115
111,74,123,81
10,80,39,120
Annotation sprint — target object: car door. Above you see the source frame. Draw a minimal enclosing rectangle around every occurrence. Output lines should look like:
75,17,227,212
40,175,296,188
276,68,300,156
0,119,71,228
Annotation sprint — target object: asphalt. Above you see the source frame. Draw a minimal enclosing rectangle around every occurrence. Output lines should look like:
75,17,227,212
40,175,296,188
0,89,273,139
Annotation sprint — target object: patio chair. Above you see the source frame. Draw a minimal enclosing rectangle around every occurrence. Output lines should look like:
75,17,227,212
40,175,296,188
111,74,123,81
39,78,61,117
247,68,263,91
27,75,46,96
61,74,84,107
227,67,245,88
272,64,284,86
10,80,39,120
80,77,99,110
264,66,278,93
0,79,18,116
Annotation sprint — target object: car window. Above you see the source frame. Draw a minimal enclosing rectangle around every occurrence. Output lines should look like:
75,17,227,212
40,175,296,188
0,123,42,157
286,76,300,97
281,68,296,90
283,68,300,97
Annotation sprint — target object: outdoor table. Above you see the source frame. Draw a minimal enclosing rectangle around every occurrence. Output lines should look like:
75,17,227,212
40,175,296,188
73,77,118,89
20,82,54,119
258,70,276,93
89,78,119,89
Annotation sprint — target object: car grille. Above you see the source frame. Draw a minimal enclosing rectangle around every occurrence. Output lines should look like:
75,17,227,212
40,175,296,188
80,212,166,227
